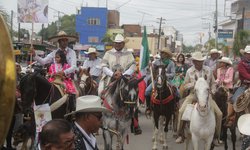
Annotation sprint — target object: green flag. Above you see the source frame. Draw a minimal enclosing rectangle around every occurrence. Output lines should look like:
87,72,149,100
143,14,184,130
139,26,150,70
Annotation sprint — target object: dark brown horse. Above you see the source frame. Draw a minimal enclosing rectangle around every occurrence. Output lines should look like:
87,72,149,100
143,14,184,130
150,65,178,150
213,86,236,150
19,72,75,119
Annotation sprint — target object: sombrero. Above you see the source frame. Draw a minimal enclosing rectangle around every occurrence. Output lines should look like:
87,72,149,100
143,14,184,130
233,88,250,112
49,31,78,42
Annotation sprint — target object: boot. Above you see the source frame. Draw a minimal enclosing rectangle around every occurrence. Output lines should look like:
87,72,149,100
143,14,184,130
145,95,151,114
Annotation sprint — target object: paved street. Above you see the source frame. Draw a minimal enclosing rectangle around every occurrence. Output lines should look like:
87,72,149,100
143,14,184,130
96,106,242,150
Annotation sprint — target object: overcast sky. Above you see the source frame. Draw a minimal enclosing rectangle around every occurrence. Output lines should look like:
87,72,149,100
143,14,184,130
0,0,229,46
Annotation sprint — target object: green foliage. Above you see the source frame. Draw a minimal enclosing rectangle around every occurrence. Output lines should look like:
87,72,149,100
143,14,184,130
38,14,76,40
182,44,194,53
233,30,250,56
101,32,113,43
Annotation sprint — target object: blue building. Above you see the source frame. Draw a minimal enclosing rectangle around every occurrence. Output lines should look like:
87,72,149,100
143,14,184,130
76,7,108,51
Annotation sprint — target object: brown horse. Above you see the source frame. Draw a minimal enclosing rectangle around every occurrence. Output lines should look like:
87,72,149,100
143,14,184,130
213,86,236,150
77,68,98,96
150,65,178,150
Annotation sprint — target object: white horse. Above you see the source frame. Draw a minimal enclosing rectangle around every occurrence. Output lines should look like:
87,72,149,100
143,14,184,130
188,77,216,150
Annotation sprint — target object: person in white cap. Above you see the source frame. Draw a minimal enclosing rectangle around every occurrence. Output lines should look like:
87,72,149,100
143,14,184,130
231,45,250,104
237,114,250,150
99,34,135,94
215,57,235,127
31,31,78,78
175,51,222,145
65,95,108,150
80,47,102,83
204,48,221,78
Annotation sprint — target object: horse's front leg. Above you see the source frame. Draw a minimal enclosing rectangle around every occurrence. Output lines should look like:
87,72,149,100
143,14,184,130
159,116,165,144
21,139,28,150
191,134,199,150
152,114,160,150
205,135,214,150
103,129,112,150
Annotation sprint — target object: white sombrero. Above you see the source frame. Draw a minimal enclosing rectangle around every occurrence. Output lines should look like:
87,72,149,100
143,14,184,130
210,48,220,55
113,34,129,43
65,95,109,116
244,45,250,54
49,31,78,42
191,51,205,61
218,57,232,65
238,114,250,135
86,47,98,54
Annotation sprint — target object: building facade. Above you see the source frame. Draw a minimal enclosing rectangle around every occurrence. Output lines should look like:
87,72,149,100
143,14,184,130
76,7,108,51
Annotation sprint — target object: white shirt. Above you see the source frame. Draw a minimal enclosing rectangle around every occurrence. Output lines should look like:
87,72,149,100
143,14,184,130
74,122,96,150
101,48,136,77
34,47,77,75
184,65,216,92
82,57,102,77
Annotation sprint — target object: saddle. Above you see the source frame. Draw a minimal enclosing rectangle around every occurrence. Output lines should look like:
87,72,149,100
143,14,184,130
51,76,66,96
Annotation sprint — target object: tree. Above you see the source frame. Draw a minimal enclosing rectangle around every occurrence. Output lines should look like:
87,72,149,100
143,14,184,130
38,14,76,41
233,30,250,56
182,44,194,54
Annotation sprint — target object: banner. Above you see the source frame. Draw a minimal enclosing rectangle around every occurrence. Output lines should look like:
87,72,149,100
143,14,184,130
17,0,48,23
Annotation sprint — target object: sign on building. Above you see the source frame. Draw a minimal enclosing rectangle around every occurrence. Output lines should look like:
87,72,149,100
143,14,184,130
218,29,233,39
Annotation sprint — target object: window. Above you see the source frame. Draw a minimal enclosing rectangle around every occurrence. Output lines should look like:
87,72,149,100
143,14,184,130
87,18,100,25
88,36,99,43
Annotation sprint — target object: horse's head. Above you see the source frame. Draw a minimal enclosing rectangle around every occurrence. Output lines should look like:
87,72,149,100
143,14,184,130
119,75,144,107
19,73,37,115
154,65,167,89
19,73,51,116
213,86,228,103
194,77,210,115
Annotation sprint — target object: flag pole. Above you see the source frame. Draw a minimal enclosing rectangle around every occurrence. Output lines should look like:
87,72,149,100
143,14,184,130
30,22,34,65
149,63,155,91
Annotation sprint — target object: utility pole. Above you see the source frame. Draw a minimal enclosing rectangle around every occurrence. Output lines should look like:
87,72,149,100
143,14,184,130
242,7,245,30
214,0,218,49
157,17,165,50
18,23,20,42
10,10,13,41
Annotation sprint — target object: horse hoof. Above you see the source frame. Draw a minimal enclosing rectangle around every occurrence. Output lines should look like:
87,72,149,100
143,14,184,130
163,145,168,150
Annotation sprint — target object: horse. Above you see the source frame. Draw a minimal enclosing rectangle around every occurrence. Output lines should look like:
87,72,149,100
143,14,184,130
101,75,144,150
187,77,216,150
78,70,98,96
213,86,236,150
19,72,75,119
150,65,177,150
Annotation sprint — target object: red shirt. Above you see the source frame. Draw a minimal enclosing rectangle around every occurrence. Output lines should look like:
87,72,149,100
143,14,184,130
238,59,250,82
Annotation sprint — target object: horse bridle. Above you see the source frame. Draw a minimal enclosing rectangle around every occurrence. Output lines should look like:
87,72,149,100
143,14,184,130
119,78,137,105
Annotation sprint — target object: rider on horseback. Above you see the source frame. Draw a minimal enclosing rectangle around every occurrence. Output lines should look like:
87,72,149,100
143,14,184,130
145,47,176,114
99,34,138,133
80,47,102,84
175,52,222,145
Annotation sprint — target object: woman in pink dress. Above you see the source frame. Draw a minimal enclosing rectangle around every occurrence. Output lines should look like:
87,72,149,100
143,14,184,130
48,50,76,94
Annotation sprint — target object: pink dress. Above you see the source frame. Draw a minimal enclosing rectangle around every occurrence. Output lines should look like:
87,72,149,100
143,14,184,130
48,63,76,94
215,67,234,89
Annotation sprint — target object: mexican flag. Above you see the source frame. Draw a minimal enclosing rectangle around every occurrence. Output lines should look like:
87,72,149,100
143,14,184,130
139,26,150,71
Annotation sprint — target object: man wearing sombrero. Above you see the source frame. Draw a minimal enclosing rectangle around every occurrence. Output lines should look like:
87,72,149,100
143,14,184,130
80,47,102,83
204,48,221,78
98,34,136,95
175,51,222,145
231,45,250,103
144,47,176,113
32,31,77,77
65,95,108,150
